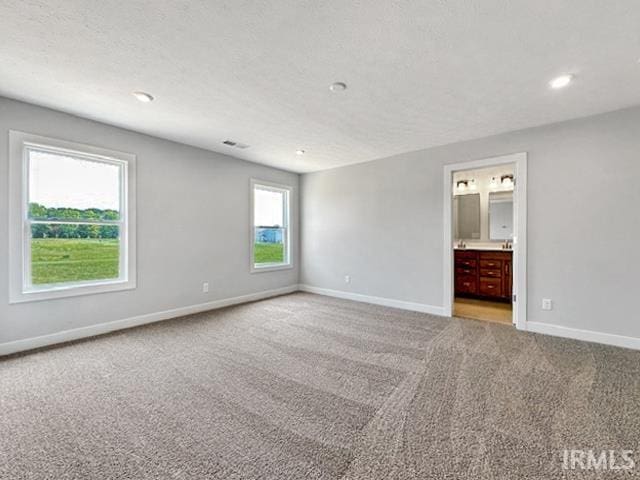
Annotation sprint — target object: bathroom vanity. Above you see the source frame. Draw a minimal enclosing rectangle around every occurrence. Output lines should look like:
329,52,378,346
455,249,512,301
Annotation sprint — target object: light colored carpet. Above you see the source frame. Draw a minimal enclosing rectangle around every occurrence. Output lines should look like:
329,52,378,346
1,292,639,479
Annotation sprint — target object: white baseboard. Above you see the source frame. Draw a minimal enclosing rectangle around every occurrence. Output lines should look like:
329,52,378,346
525,321,640,351
298,284,446,317
0,285,299,356
299,285,640,351
6,284,637,356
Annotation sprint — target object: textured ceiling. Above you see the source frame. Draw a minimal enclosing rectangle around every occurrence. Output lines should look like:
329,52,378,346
1,1,640,173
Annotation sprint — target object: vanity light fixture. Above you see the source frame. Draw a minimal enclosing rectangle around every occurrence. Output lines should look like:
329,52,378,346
295,149,305,155
501,174,514,188
468,179,477,190
456,180,469,191
490,177,498,188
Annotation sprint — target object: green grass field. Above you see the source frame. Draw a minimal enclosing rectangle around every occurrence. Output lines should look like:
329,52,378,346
30,239,284,285
31,238,120,285
254,242,284,264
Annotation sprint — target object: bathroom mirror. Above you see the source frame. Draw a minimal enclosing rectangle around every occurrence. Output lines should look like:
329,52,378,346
454,193,480,239
489,191,513,240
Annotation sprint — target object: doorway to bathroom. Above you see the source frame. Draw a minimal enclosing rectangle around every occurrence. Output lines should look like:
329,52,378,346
443,153,527,328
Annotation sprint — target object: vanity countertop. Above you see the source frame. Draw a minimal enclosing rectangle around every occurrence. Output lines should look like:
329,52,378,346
454,246,512,251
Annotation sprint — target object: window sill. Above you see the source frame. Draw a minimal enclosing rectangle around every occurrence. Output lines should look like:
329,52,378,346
250,263,293,274
9,279,136,304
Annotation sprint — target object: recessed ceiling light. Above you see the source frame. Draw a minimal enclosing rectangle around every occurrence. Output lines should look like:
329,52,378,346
296,149,305,155
549,75,573,89
329,82,347,92
132,91,154,103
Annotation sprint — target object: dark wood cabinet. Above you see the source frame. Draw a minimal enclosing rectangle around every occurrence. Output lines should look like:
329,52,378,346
455,249,512,301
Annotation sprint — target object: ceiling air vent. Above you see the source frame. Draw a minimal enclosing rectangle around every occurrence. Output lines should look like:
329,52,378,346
222,140,250,150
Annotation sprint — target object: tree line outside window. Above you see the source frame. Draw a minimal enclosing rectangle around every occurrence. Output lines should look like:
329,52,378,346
29,202,119,239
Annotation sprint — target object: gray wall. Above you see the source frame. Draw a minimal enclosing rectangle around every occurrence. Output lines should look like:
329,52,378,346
301,106,640,339
0,97,299,344
4,96,640,346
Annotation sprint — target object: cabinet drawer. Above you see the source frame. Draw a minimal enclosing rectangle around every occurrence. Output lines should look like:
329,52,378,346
479,277,501,296
456,276,477,294
456,266,477,276
456,258,477,268
455,250,477,259
479,259,502,269
479,268,501,278
479,251,511,261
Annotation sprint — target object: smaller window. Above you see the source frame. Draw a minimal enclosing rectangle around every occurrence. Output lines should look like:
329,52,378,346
251,180,292,272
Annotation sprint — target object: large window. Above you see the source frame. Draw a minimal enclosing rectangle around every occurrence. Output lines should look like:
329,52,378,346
250,180,291,272
9,131,136,302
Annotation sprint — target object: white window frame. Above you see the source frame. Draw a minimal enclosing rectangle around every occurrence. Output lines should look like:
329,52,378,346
8,131,137,303
250,179,292,273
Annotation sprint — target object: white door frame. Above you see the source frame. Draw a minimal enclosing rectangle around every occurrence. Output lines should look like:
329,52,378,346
443,152,527,329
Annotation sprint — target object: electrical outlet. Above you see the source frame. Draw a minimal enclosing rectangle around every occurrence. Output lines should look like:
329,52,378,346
542,298,553,311
344,275,351,284
202,282,209,293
